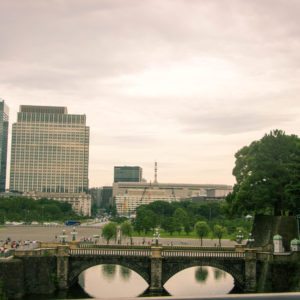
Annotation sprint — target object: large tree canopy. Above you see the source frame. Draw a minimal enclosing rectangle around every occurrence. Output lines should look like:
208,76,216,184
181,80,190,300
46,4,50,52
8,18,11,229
227,130,300,216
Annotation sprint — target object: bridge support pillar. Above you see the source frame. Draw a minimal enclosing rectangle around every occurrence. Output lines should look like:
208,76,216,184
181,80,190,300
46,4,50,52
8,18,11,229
245,249,257,292
57,245,70,290
150,246,163,293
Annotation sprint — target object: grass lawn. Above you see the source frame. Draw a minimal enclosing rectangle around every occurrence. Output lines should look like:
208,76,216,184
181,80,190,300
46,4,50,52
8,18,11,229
132,230,236,240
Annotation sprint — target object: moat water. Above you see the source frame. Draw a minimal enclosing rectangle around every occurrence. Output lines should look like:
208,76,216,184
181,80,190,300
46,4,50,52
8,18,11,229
79,265,234,298
24,265,234,299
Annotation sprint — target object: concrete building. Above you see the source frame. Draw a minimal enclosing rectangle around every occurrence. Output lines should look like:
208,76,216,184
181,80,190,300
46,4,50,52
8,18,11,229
0,100,9,192
114,166,142,183
10,105,91,216
113,182,232,215
89,186,113,210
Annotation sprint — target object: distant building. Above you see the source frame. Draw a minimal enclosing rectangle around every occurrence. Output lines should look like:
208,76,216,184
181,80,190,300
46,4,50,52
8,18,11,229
89,186,113,210
10,105,91,216
89,187,102,208
113,182,232,215
114,166,142,183
101,186,113,208
0,100,8,192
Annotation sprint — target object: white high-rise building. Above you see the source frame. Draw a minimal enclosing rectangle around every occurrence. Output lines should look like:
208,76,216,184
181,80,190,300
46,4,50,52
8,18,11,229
10,105,91,216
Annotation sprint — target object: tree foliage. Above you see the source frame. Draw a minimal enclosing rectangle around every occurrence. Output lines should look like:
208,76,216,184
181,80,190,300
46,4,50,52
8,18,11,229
194,221,210,246
102,222,117,244
0,196,80,223
213,224,227,246
121,221,133,244
227,130,300,216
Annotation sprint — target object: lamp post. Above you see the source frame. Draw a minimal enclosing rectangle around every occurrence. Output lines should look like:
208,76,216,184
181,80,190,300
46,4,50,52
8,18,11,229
247,233,255,248
71,227,78,241
236,230,244,244
153,228,160,246
59,229,68,244
93,234,100,244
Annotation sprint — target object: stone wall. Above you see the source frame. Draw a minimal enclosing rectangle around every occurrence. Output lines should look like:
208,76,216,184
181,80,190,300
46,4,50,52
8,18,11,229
0,259,24,299
21,256,57,295
0,256,58,299
256,252,300,292
252,215,298,251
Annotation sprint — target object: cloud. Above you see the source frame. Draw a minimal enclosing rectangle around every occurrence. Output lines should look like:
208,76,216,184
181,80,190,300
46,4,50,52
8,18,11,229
179,110,295,135
1,0,300,185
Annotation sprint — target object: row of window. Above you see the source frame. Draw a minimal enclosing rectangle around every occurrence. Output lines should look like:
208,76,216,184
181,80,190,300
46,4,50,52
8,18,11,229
17,112,86,124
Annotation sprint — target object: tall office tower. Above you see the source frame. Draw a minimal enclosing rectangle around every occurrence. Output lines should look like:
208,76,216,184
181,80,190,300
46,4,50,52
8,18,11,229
0,100,9,192
114,166,142,183
10,105,91,215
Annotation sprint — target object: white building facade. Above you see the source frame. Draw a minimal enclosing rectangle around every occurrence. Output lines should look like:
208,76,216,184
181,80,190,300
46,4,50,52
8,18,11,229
113,182,232,215
10,105,91,216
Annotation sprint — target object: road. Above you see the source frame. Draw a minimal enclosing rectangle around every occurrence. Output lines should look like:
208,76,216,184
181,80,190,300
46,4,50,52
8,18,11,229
0,225,238,247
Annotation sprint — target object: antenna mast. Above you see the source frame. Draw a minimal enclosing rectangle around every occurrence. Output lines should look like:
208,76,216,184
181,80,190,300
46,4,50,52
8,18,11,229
154,161,158,184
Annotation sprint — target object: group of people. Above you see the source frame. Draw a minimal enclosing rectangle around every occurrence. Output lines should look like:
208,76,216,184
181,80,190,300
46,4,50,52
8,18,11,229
0,237,38,252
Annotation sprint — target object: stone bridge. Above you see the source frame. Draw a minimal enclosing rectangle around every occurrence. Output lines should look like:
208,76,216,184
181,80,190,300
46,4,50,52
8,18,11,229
9,242,257,296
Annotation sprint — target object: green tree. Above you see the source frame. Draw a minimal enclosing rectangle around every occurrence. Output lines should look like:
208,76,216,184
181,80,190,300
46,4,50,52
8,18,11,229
183,220,192,235
102,222,117,244
194,221,210,246
161,217,177,235
213,224,227,246
134,207,157,234
173,208,188,233
227,130,300,216
121,221,134,244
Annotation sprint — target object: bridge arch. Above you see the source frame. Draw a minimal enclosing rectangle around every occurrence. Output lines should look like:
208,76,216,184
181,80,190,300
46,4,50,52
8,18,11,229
162,259,245,289
68,256,151,288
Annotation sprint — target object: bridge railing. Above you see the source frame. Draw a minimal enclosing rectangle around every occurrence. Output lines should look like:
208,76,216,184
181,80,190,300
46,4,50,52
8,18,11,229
162,250,245,259
162,246,236,252
13,248,57,257
70,248,151,257
77,243,236,252
78,243,151,250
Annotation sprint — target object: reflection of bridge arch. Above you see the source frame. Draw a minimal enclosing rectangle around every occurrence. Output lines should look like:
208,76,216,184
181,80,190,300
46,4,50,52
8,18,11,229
68,256,151,288
162,258,245,289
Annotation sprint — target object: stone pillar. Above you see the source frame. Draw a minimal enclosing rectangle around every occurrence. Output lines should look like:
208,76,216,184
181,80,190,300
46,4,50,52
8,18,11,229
273,234,284,253
245,249,257,292
56,245,70,290
150,246,163,292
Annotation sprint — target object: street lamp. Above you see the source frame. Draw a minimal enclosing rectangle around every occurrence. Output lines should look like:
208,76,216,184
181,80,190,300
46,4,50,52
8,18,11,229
247,233,255,248
236,230,244,244
245,214,253,221
153,228,160,246
71,227,78,241
59,229,68,244
93,234,100,244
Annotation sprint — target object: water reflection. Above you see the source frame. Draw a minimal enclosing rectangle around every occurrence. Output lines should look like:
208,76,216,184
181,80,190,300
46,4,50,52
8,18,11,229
101,264,116,281
214,268,227,280
79,265,233,298
195,267,209,283
119,266,132,281
79,265,147,298
164,266,233,297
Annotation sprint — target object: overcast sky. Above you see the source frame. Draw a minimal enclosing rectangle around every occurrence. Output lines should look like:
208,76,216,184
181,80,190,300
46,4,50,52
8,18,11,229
1,0,300,187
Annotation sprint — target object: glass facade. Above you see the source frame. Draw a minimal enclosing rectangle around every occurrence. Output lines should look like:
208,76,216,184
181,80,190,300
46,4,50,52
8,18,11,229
114,166,142,183
0,100,9,192
10,105,89,194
